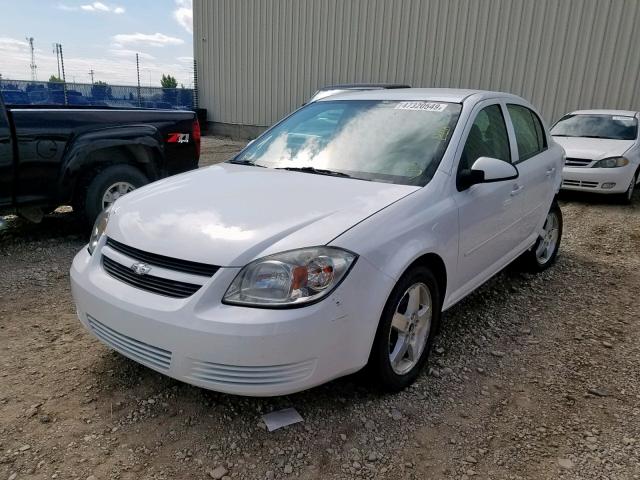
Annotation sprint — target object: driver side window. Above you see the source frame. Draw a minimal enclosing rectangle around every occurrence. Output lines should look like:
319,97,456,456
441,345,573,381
458,104,511,172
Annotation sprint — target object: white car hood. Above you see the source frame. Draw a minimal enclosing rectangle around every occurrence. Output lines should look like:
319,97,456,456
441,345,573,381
553,136,635,160
106,163,418,266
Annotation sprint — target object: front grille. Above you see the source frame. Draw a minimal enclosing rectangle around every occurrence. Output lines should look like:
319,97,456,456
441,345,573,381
106,237,219,277
565,157,592,167
187,358,316,386
562,179,598,188
103,256,202,298
87,314,172,370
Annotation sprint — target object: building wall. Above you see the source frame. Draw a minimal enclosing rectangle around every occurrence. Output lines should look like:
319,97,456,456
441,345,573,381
194,0,640,133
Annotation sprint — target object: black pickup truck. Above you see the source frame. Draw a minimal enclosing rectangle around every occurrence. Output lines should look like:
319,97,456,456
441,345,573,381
0,94,200,224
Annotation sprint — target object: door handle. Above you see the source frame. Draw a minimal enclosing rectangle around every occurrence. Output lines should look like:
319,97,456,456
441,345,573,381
510,185,524,196
546,167,556,177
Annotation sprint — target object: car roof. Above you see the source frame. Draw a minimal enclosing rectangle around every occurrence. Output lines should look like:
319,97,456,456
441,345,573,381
316,87,526,104
569,109,638,117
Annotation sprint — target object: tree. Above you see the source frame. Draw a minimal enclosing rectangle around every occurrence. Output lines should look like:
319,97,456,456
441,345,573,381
48,75,64,91
91,80,112,100
160,74,178,88
161,74,178,104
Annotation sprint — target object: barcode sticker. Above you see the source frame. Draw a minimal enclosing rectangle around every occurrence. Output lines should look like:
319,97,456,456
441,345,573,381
395,102,448,112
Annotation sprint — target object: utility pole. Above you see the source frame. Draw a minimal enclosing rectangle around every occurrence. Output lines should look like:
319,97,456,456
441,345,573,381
26,36,37,81
136,53,141,107
59,43,68,105
53,44,61,79
88,68,95,83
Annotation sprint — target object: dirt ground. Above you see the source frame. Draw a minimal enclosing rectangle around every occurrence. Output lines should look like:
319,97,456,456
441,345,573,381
1,138,639,480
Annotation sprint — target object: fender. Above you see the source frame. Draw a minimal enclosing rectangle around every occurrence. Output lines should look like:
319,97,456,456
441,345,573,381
57,124,164,200
330,179,459,310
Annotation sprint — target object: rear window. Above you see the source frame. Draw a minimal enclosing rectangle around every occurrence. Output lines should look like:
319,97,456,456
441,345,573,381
551,114,638,140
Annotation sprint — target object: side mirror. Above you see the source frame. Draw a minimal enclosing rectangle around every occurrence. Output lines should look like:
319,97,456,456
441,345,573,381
458,157,518,190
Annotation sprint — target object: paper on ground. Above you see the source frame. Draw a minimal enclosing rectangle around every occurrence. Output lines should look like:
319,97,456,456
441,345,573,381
262,408,303,431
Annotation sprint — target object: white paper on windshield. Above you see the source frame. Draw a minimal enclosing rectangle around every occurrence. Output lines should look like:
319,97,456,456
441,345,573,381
395,101,447,112
262,408,304,431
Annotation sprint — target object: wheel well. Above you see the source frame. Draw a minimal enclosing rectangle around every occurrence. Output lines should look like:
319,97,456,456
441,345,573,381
70,146,155,205
406,253,447,304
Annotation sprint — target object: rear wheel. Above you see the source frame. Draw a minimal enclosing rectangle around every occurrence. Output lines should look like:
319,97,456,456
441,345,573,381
519,201,563,272
74,164,148,225
367,266,441,392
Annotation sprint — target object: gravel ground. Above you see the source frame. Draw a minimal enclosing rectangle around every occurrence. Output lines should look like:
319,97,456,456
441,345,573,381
1,139,639,479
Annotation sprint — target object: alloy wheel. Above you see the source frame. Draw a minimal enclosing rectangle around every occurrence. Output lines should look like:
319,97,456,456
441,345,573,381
102,181,135,209
535,211,560,265
388,282,432,375
626,175,636,202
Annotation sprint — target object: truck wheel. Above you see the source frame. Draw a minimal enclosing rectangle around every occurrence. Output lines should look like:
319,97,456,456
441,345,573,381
367,265,441,392
75,164,148,225
518,200,563,272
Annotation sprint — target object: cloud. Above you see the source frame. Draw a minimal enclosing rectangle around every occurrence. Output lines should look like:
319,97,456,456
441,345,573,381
112,32,184,48
0,37,28,52
174,0,192,34
59,2,125,13
109,49,155,60
176,56,193,63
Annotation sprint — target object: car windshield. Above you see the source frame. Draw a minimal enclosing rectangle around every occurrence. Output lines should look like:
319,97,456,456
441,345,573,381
551,114,638,140
231,100,462,186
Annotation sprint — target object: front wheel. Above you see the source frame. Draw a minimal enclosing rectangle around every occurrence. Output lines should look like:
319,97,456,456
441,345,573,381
519,200,563,272
367,266,441,392
618,171,637,205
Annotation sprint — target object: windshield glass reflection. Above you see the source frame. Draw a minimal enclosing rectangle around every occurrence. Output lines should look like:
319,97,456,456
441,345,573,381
233,100,462,186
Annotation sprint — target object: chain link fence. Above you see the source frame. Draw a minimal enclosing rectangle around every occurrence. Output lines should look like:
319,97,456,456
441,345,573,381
0,79,195,110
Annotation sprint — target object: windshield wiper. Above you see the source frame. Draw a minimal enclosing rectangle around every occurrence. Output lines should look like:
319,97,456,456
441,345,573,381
276,166,353,178
227,159,266,167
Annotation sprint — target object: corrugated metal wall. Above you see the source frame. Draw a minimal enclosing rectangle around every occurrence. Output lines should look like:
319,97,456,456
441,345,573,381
194,0,640,128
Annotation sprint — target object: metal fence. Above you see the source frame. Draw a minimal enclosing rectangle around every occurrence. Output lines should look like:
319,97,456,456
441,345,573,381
0,79,195,110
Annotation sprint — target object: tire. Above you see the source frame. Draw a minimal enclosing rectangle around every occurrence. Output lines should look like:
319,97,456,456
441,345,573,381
74,164,148,226
519,200,563,272
618,171,638,205
367,265,441,392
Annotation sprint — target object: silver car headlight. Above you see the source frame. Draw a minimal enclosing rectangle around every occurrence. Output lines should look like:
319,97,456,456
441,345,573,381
223,247,357,307
87,208,110,255
592,156,629,168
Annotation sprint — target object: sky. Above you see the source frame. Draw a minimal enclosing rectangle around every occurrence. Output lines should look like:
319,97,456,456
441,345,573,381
0,0,194,87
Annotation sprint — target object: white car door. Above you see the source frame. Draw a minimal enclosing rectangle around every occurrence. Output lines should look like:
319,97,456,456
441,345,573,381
452,101,524,294
505,103,558,240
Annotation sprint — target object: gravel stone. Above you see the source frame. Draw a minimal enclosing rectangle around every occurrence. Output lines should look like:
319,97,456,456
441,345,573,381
1,144,639,480
209,466,229,479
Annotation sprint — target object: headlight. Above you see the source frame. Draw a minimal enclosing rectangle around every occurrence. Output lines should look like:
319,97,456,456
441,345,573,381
223,247,357,307
592,157,629,168
87,208,110,255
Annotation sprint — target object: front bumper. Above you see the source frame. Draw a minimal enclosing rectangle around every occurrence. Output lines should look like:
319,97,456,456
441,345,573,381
561,165,636,194
70,245,394,396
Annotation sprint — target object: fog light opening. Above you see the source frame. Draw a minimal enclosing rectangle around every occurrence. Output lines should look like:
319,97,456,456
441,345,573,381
601,183,616,189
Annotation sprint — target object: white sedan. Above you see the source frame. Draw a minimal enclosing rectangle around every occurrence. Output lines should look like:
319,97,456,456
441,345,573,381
71,89,564,396
552,109,640,203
